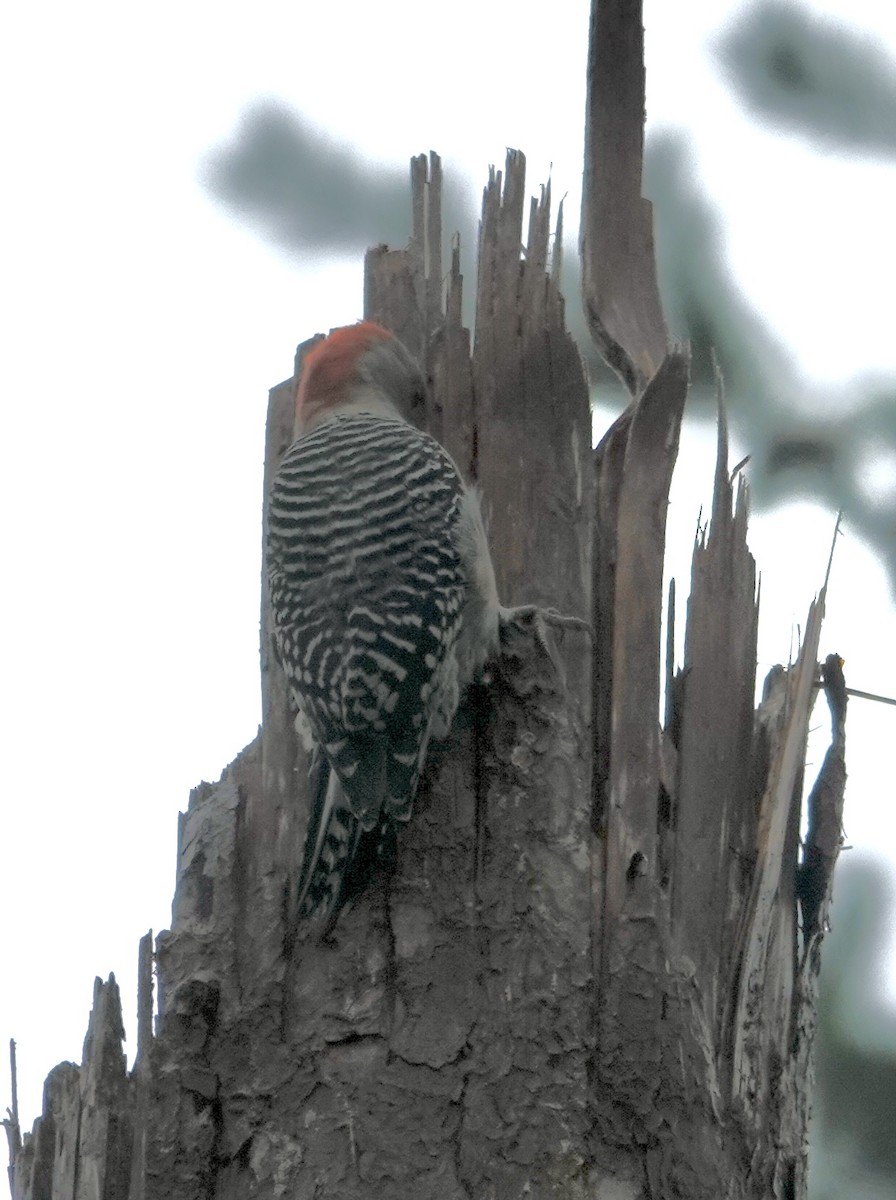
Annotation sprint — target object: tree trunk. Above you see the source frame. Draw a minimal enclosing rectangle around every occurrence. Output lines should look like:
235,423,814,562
6,4,847,1198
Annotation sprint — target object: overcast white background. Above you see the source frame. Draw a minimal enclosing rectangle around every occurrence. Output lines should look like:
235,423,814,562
2,0,895,1135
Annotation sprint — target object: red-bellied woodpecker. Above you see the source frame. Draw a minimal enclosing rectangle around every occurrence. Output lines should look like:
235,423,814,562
267,321,585,934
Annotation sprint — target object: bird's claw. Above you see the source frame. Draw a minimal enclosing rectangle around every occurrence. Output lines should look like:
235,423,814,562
500,605,593,673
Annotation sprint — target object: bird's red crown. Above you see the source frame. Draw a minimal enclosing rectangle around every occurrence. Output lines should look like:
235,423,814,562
297,321,395,428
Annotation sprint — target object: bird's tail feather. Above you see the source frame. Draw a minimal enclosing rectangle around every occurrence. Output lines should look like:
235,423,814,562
296,752,394,937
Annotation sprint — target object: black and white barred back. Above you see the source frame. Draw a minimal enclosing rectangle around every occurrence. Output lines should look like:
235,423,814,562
267,411,470,926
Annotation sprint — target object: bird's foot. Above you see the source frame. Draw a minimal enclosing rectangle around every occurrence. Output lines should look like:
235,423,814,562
499,605,593,672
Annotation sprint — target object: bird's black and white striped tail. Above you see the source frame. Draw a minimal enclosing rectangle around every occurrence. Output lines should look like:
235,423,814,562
295,749,396,938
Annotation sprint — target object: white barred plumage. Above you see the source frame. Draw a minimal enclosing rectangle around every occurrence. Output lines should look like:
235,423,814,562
266,322,501,934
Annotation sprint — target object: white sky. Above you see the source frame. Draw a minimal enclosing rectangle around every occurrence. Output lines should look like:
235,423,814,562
2,0,895,1135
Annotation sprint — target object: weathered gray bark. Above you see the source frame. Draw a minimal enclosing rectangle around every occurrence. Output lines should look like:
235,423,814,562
581,0,667,393
6,3,847,1197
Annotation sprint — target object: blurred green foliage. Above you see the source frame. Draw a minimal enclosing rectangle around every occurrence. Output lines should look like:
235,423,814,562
717,1,896,157
811,859,896,1200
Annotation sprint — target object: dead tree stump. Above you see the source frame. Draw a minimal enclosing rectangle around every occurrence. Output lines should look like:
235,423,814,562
6,3,847,1196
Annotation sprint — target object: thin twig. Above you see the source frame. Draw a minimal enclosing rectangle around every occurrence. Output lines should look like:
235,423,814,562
844,687,896,708
729,454,751,484
823,511,842,592
811,679,896,708
8,1040,17,1135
